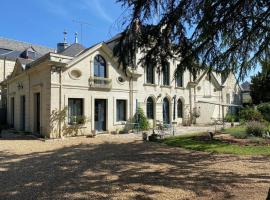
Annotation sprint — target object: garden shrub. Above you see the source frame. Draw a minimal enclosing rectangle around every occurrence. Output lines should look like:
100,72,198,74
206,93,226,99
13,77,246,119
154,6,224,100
239,107,264,122
225,113,236,122
246,121,267,137
134,107,149,131
257,102,270,122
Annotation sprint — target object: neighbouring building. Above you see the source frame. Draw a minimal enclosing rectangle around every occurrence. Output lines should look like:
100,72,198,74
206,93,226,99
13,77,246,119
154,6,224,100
0,37,53,123
4,34,242,138
241,81,252,105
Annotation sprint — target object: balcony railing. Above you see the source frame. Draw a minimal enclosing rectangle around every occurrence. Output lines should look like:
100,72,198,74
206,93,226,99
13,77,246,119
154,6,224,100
89,76,112,89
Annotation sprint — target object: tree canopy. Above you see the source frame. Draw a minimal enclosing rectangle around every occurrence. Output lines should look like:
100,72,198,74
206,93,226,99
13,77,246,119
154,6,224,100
114,0,270,80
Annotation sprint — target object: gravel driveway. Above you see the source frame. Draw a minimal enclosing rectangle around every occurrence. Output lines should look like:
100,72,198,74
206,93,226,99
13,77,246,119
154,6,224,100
0,133,270,200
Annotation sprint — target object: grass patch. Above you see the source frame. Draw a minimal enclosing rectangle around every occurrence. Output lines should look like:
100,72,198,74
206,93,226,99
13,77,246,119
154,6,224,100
160,133,270,155
223,126,247,139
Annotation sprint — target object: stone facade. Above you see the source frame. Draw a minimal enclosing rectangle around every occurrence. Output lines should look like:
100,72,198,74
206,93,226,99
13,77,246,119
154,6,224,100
5,42,242,138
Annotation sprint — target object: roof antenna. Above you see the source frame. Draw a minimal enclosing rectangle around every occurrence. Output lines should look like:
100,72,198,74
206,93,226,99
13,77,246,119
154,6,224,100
72,19,92,44
63,30,67,43
75,32,78,44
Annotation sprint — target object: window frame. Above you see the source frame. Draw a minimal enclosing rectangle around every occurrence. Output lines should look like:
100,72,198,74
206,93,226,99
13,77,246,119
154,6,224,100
116,99,127,122
146,97,154,119
68,98,84,125
163,62,170,86
177,99,183,118
94,55,107,78
146,63,155,84
176,71,183,87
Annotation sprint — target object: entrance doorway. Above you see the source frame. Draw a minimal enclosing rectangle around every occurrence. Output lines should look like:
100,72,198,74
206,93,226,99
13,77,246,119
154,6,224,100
94,99,107,132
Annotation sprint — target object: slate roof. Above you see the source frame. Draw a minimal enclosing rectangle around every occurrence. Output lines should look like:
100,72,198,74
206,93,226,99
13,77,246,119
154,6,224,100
105,33,122,51
241,81,250,91
59,43,86,57
0,37,54,54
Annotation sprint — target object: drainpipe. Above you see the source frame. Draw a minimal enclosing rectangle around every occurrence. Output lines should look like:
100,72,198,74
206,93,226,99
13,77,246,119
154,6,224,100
3,57,6,81
59,67,62,138
189,73,193,125
28,72,30,132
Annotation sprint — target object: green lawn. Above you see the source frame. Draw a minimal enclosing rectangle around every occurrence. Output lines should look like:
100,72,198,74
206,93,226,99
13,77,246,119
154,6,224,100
222,126,247,138
160,133,270,155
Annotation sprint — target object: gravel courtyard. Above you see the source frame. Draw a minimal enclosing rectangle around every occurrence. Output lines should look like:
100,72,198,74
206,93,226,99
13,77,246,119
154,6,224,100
1,133,270,200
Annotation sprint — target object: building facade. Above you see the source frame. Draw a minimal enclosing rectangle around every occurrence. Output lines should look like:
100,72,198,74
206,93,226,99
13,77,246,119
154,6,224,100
5,36,241,138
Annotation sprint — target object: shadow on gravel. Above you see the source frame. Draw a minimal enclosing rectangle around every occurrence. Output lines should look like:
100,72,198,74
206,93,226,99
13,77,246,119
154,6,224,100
0,141,270,199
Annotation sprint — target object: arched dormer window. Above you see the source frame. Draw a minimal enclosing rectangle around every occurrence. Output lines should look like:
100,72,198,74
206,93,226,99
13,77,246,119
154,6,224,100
146,97,154,119
163,62,170,86
177,99,183,118
146,63,154,84
94,55,106,78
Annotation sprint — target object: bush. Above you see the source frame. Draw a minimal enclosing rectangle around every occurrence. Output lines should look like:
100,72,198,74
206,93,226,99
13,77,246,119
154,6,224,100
239,107,264,122
225,113,236,122
257,103,270,122
246,121,267,137
135,107,149,131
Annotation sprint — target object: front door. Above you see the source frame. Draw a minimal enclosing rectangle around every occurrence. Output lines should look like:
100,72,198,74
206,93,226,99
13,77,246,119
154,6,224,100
95,99,106,132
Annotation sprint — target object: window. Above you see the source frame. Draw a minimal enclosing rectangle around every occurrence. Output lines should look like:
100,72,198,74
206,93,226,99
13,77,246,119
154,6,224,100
177,99,183,118
176,72,183,87
94,55,106,77
163,62,170,86
68,98,83,124
116,100,127,121
146,97,154,119
146,63,154,84
10,97,14,128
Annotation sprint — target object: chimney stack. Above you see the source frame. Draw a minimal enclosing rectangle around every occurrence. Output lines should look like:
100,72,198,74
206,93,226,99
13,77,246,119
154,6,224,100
75,32,78,44
57,31,69,53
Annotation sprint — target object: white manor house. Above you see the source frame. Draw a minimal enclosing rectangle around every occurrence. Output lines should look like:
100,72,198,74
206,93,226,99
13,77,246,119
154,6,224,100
1,34,241,138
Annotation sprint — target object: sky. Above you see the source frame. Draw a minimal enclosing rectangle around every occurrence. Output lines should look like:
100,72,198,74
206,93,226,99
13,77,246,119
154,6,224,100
0,0,125,48
0,0,259,82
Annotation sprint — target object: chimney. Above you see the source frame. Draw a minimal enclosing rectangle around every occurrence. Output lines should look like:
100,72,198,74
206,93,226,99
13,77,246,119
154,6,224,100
75,32,78,44
57,31,69,53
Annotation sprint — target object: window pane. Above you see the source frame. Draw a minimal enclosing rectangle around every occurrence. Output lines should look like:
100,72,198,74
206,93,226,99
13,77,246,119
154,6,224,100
147,97,154,119
163,62,170,86
176,72,183,87
146,63,154,84
116,100,126,121
177,99,183,118
68,98,83,124
94,55,106,77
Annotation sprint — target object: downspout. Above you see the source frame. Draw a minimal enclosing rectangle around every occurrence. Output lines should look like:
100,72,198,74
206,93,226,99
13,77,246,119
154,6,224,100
189,73,193,125
59,67,62,138
28,72,30,132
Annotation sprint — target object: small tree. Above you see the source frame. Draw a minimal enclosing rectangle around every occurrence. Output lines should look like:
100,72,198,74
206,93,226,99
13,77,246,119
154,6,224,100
135,107,149,131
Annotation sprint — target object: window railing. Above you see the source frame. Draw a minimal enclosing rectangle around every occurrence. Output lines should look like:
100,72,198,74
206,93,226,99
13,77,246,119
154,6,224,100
89,76,112,89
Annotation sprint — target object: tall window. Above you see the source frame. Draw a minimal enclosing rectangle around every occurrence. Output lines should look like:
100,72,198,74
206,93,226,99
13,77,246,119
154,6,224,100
116,100,127,121
68,98,83,124
163,62,170,86
146,97,154,119
146,63,154,84
10,97,14,128
176,72,183,87
177,99,183,118
94,55,106,77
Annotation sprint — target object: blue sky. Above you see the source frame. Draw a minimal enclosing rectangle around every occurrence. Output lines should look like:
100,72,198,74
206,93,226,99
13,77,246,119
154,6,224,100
0,0,259,81
0,0,124,48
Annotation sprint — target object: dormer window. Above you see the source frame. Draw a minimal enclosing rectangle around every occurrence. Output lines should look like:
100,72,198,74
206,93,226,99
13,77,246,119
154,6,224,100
94,55,106,78
162,62,170,86
21,48,36,60
146,63,154,84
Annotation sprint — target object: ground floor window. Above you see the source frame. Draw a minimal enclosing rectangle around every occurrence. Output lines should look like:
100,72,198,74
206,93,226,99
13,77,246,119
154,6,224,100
68,98,83,124
177,99,183,118
146,97,154,119
116,99,127,121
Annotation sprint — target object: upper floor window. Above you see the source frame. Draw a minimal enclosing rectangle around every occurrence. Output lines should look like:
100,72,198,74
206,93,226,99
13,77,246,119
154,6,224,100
163,62,170,86
94,55,106,78
146,63,154,84
146,97,154,119
176,71,183,87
